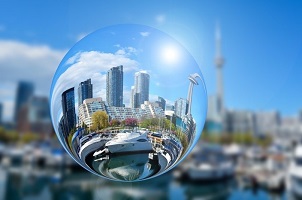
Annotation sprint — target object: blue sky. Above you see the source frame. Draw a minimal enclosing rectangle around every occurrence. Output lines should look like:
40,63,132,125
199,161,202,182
0,1,302,121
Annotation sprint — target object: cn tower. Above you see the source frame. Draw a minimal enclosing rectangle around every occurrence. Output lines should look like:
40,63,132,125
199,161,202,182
187,73,201,117
215,23,224,116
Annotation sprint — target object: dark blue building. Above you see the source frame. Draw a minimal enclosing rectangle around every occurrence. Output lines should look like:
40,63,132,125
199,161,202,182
61,87,76,137
78,78,93,105
106,65,123,107
14,81,34,122
156,96,166,111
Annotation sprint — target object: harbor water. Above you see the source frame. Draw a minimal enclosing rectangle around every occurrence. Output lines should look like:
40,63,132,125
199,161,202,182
0,165,288,200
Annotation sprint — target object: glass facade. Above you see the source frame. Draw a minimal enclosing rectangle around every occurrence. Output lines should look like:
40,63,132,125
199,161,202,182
61,87,76,136
106,65,123,107
78,78,93,105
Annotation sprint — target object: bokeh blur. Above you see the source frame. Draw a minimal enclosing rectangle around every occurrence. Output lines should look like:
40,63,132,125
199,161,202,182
0,1,302,200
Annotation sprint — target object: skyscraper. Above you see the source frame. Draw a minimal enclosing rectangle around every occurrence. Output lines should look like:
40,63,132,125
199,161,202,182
156,96,166,111
17,96,53,135
175,98,188,118
78,78,93,105
106,65,123,107
14,81,34,122
133,71,150,108
61,88,76,136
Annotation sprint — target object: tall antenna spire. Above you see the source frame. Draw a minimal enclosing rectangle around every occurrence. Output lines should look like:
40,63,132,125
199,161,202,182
215,21,224,116
215,21,224,67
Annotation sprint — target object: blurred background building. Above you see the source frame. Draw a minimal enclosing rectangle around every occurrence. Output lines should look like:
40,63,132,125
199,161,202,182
14,81,34,123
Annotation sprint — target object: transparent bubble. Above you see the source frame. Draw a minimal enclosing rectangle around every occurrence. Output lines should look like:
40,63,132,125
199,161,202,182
50,24,207,182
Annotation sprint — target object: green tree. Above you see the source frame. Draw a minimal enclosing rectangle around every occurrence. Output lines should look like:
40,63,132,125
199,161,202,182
175,128,189,153
21,132,39,144
163,119,175,131
0,126,8,143
140,118,151,129
91,111,109,131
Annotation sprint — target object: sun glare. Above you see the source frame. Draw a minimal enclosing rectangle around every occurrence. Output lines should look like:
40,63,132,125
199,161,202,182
161,45,179,64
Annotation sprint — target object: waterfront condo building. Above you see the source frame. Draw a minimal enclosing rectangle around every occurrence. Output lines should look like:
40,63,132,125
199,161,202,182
61,87,76,136
133,71,150,108
78,78,93,105
106,65,123,107
78,97,107,128
175,98,188,119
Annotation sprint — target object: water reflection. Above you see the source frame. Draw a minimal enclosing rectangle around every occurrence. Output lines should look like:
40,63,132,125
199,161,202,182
91,153,160,181
0,164,289,200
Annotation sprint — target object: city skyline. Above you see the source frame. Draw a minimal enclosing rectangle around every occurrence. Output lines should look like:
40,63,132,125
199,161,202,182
50,25,206,140
1,2,302,122
65,67,195,128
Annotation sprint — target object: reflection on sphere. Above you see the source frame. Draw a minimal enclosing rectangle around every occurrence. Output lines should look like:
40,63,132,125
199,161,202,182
50,24,207,181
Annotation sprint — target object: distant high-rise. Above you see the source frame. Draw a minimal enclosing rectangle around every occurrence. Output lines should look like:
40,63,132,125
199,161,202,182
17,96,53,134
175,98,188,118
14,81,34,122
61,88,76,136
78,78,93,105
215,23,224,116
106,65,123,107
166,104,175,111
156,96,166,111
133,71,149,108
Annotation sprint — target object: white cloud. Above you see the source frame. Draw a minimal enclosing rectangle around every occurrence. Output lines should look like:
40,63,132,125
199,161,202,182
114,45,139,56
140,32,150,37
0,40,66,93
155,14,166,24
51,50,140,127
0,40,66,121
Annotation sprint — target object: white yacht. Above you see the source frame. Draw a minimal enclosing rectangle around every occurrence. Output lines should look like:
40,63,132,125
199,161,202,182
93,130,153,157
181,144,234,181
286,144,302,197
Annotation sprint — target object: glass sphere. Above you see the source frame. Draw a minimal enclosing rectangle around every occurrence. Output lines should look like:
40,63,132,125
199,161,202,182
50,24,207,182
